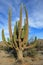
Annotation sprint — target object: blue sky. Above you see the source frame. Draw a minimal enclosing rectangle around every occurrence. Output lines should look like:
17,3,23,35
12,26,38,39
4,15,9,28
0,0,43,41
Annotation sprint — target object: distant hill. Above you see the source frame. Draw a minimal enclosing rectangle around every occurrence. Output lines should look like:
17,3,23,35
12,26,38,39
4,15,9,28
36,39,43,51
38,39,43,46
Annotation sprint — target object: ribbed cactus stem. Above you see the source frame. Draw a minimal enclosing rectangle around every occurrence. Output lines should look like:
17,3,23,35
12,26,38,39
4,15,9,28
2,29,6,42
8,9,12,41
21,6,28,46
18,4,22,48
2,29,8,46
24,6,28,42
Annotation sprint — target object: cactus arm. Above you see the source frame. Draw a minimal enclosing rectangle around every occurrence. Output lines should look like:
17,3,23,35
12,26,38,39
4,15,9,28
2,29,6,42
23,6,28,43
21,6,28,47
8,9,12,41
13,22,18,48
18,5,22,49
23,40,38,50
21,19,27,39
2,29,9,46
13,22,17,41
2,29,14,48
2,29,7,46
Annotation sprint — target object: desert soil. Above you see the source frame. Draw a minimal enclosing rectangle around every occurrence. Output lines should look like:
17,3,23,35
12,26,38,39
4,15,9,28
0,50,43,65
0,50,15,65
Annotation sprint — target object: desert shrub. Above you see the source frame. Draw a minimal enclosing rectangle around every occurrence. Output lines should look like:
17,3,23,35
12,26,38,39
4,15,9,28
3,46,17,58
0,46,4,50
27,48,38,57
23,49,28,57
23,48,38,57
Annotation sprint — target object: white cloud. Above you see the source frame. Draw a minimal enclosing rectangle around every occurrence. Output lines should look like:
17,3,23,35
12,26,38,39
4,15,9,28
29,17,43,28
29,9,43,28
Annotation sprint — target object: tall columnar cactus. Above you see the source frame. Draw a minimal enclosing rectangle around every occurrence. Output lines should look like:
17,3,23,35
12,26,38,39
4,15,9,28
2,5,37,60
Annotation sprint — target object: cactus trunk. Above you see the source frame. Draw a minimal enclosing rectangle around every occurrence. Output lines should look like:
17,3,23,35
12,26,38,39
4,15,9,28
17,49,23,61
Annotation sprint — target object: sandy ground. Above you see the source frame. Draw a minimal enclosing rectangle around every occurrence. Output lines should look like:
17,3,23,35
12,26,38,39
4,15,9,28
0,50,15,65
0,50,43,65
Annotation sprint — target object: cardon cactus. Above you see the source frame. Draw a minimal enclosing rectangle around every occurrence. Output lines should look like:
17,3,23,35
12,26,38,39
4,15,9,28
2,5,37,61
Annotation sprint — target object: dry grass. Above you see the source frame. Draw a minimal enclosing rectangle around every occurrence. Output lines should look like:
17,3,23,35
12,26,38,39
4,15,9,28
0,50,15,65
0,50,43,65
